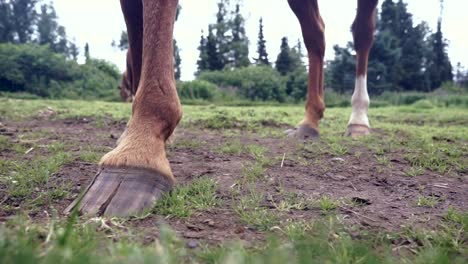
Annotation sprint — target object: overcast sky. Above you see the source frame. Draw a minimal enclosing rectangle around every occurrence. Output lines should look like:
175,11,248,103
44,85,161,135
52,0,467,81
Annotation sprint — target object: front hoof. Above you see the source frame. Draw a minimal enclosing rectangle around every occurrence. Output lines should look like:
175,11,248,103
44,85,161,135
286,124,320,140
65,167,173,217
345,124,371,138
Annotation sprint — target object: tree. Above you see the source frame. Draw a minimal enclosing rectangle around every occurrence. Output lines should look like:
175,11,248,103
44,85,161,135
426,0,453,90
196,31,209,74
69,39,79,61
0,0,15,43
11,0,38,43
254,17,269,66
84,42,90,63
205,25,224,71
54,26,69,55
214,0,230,68
36,3,58,46
275,37,293,75
275,37,303,76
112,31,128,51
174,39,181,80
227,3,249,68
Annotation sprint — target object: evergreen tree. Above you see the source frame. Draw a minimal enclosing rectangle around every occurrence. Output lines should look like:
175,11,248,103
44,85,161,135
69,39,79,61
36,3,58,46
196,31,209,74
173,4,182,80
174,39,181,80
54,26,68,55
84,42,90,63
214,0,230,68
113,30,128,51
426,20,452,89
11,0,38,43
228,3,249,68
0,0,15,43
205,25,224,71
255,17,269,66
275,37,293,75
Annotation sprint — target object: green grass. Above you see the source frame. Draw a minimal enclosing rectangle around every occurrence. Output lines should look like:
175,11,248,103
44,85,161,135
1,98,467,263
153,177,220,218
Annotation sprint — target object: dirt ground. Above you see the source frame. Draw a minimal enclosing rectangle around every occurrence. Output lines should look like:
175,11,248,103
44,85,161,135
0,116,467,246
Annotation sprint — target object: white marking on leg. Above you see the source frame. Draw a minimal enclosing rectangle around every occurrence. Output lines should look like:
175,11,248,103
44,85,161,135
348,75,370,127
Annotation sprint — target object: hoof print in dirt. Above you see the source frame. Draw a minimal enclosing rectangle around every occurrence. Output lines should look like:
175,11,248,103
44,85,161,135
285,124,320,140
345,124,371,138
65,167,172,217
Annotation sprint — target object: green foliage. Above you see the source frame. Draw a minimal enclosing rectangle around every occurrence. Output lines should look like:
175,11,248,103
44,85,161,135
177,80,221,101
0,43,120,100
200,66,285,102
153,177,219,218
328,0,453,94
254,17,269,66
275,37,304,76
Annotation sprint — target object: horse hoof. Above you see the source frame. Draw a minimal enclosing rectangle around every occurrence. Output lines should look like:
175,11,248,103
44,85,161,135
286,124,320,140
65,167,173,217
345,124,371,138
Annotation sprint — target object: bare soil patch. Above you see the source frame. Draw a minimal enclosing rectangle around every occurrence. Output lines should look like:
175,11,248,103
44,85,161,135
0,118,467,245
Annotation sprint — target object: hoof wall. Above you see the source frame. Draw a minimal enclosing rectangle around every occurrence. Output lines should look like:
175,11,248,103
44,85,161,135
65,167,172,217
286,124,320,140
345,124,371,138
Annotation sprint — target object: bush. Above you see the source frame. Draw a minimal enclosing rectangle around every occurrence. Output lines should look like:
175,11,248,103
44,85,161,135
0,43,120,101
177,80,220,101
199,66,286,102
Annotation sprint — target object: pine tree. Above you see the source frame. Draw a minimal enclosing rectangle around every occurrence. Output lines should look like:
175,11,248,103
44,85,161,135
54,26,68,55
205,25,223,71
84,42,90,63
228,3,249,68
11,0,38,43
255,17,269,66
426,20,453,89
173,4,182,80
69,39,79,61
0,0,15,43
196,31,209,74
113,31,128,51
174,39,181,80
214,0,230,68
275,37,293,75
36,3,58,46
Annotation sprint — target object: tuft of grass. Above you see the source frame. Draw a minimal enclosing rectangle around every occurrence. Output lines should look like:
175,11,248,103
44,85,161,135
216,139,244,155
153,177,219,218
241,161,266,182
7,152,72,198
317,195,339,212
416,195,440,208
405,166,425,177
235,189,279,231
79,150,101,163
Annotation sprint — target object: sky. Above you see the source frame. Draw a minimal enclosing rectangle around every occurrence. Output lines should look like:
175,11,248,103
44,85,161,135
52,0,468,81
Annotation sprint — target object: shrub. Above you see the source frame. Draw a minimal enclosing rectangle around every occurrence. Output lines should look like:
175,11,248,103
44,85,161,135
199,66,286,102
177,80,220,101
0,43,120,101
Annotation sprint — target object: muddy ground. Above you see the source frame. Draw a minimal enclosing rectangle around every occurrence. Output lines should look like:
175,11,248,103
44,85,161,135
0,116,467,246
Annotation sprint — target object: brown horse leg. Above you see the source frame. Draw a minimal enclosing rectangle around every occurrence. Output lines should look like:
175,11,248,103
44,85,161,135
287,0,325,140
66,0,182,217
346,0,378,137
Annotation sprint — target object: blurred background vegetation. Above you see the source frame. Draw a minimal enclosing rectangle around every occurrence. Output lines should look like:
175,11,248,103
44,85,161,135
0,0,467,106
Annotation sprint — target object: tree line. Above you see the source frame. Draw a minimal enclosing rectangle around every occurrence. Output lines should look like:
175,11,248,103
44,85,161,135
179,0,467,103
0,0,466,102
329,0,458,94
0,0,121,100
